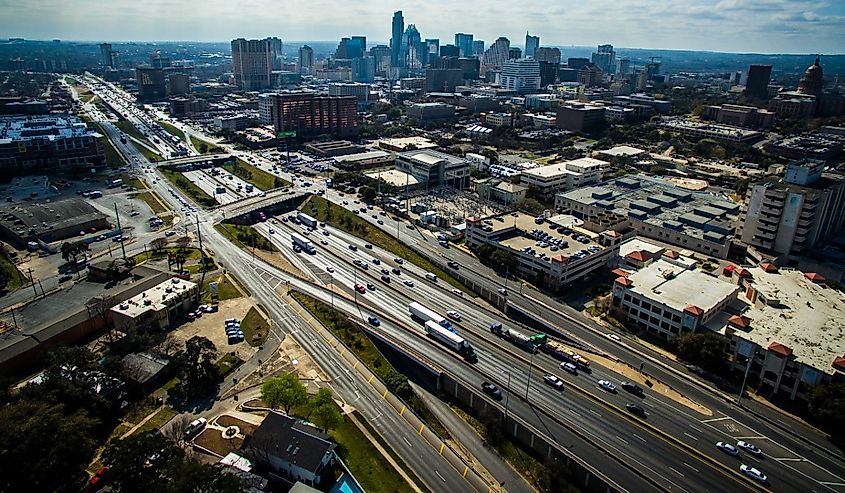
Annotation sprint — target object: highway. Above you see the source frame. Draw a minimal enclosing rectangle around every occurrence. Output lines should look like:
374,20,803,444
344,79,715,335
76,73,845,493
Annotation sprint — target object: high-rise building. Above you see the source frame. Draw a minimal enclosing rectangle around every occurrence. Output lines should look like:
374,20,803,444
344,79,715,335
525,33,540,58
391,11,404,68
135,67,167,101
370,45,391,75
352,56,375,83
741,159,845,256
745,65,772,99
440,44,460,58
263,92,359,137
455,33,474,57
501,58,540,93
591,44,615,73
231,38,273,90
167,73,190,95
567,57,590,70
149,51,171,69
616,57,630,76
100,43,115,68
400,25,423,69
508,47,522,60
472,40,485,57
329,82,371,110
483,37,510,69
539,61,559,87
425,38,440,64
578,64,604,87
351,36,367,58
299,45,314,74
425,68,464,93
267,36,283,70
535,47,560,64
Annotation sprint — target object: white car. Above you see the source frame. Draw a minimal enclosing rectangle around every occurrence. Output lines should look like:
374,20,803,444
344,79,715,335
451,289,464,297
446,310,462,321
598,380,617,393
403,279,414,287
543,374,564,390
606,332,622,342
736,441,763,457
716,441,740,457
325,265,335,273
740,464,768,484
497,288,508,296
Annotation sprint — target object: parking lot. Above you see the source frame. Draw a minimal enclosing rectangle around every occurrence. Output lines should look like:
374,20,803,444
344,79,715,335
167,297,259,362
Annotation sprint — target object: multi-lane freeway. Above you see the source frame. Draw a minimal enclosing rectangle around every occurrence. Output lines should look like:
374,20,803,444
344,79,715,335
75,74,845,493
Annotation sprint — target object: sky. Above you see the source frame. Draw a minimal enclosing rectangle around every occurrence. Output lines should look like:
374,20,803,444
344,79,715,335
0,0,843,54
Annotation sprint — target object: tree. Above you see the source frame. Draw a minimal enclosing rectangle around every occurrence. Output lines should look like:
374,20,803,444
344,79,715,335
807,382,845,428
383,369,411,399
103,431,184,493
359,185,377,204
173,336,219,401
150,237,168,252
521,198,545,215
61,240,89,266
669,332,727,372
171,460,244,493
260,373,308,413
312,401,342,433
0,401,97,493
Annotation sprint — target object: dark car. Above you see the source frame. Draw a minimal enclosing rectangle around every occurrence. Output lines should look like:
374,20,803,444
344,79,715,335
626,403,646,418
481,382,503,400
380,274,391,283
447,261,459,269
367,315,380,326
621,381,644,396
391,267,401,275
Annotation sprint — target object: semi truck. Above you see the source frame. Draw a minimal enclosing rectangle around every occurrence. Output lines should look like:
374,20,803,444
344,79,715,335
425,321,475,359
297,212,318,229
408,302,452,330
544,340,592,372
291,233,315,254
490,322,539,353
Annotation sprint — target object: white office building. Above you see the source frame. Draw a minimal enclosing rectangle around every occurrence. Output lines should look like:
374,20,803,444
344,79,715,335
520,157,606,197
500,58,540,94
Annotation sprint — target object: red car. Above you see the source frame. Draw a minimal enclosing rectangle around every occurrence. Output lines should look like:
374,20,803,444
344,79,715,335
354,283,366,294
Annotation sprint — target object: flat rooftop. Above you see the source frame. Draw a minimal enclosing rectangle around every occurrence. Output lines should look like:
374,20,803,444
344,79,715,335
0,114,97,143
332,150,390,163
618,237,665,259
558,174,740,242
110,277,196,318
0,198,108,238
627,260,739,314
377,136,437,151
597,145,647,157
733,267,845,374
365,168,420,187
485,212,605,265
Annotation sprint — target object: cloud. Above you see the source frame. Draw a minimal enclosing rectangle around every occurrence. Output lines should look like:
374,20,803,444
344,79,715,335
0,0,841,53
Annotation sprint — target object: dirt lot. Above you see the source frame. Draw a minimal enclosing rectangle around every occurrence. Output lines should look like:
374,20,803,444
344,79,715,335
169,298,259,361
193,428,243,457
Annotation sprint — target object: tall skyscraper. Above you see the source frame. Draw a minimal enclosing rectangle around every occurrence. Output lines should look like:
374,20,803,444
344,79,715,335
535,47,561,64
391,11,404,68
267,36,283,70
370,45,391,75
525,33,540,58
263,92,359,137
334,38,365,59
231,38,273,90
425,39,440,65
100,43,115,68
351,36,367,58
745,64,772,99
455,33,474,57
482,37,510,69
440,44,460,58
472,40,485,57
299,45,314,74
591,44,615,74
400,25,423,69
616,57,630,76
508,47,522,60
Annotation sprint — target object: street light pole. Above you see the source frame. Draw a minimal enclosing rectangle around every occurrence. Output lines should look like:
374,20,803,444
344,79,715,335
737,350,756,406
502,370,511,421
525,351,536,400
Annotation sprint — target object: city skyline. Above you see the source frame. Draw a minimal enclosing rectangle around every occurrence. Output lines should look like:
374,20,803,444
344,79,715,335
1,1,844,54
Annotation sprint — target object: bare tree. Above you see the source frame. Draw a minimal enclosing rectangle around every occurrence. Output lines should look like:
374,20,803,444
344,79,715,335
162,414,194,448
156,333,184,358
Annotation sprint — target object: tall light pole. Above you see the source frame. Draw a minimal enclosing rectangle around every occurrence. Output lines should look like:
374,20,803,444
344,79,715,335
501,370,511,421
737,349,757,406
525,350,536,400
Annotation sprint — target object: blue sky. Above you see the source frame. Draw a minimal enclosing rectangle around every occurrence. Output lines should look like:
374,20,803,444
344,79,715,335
0,0,843,53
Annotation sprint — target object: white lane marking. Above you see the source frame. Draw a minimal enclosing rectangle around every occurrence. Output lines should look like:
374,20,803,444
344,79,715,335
689,424,704,434
569,408,581,417
820,482,845,487
633,433,647,443
735,436,766,440
774,458,804,462
588,409,602,418
683,462,700,473
402,436,412,447
616,435,629,444
435,470,446,482
683,432,698,441
669,467,685,477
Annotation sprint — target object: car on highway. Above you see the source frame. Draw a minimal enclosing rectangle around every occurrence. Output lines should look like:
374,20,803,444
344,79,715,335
364,243,373,249
606,332,622,342
736,441,763,457
391,267,401,275
740,465,768,485
543,374,564,390
451,289,464,297
325,265,334,273
354,283,366,294
560,362,578,374
348,244,357,251
268,228,275,234
366,283,376,291
320,239,328,245
367,315,380,326
497,288,508,296
716,441,740,457
446,310,462,321
403,279,414,287
372,258,380,265
620,381,643,396
322,230,329,236
598,380,617,393
626,403,647,418
481,382,502,400
377,219,384,225
447,261,459,269
380,274,390,283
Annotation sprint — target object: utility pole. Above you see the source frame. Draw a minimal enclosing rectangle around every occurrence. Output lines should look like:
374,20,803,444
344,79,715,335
737,350,756,406
27,268,37,297
196,215,207,303
502,370,511,420
113,203,127,260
